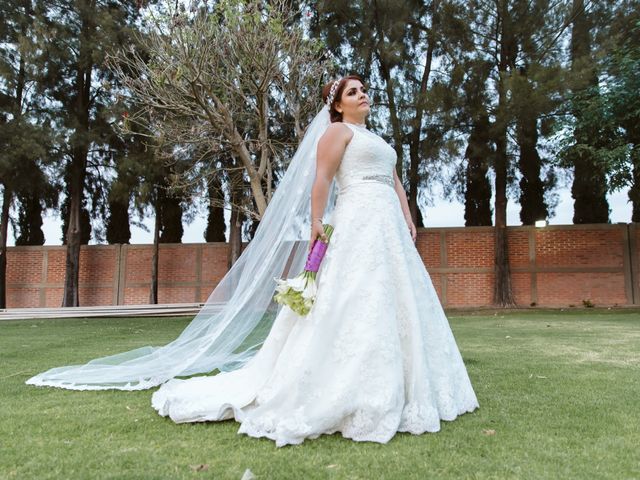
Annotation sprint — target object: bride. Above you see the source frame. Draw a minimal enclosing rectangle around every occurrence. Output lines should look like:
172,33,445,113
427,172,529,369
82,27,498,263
26,75,479,447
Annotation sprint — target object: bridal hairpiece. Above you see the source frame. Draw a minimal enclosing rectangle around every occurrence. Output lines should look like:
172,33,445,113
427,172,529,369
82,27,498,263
325,79,340,107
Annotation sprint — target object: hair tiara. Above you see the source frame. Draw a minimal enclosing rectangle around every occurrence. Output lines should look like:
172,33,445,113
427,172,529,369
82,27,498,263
325,79,341,108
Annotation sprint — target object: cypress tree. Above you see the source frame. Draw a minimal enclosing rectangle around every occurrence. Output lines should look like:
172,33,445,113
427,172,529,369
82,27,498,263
204,176,226,242
158,192,183,244
516,73,548,225
15,191,45,246
464,113,493,227
105,195,131,244
569,0,609,223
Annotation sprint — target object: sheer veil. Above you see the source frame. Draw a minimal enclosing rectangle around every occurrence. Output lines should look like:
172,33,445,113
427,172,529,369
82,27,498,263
26,105,336,391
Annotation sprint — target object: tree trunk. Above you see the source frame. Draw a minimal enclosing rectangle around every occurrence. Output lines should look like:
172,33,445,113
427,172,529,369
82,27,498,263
0,187,12,309
150,195,161,304
228,202,243,269
377,59,404,180
62,150,86,307
493,130,515,306
228,126,268,217
372,11,404,180
62,6,93,307
227,161,245,268
408,0,438,226
2,16,26,307
493,0,516,307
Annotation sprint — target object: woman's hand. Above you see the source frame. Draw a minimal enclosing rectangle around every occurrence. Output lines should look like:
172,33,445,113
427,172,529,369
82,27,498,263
404,214,417,243
309,220,328,252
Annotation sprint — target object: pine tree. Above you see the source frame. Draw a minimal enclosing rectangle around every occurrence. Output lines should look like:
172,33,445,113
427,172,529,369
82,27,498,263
0,0,54,306
311,0,438,224
457,0,569,305
604,2,640,221
34,1,150,305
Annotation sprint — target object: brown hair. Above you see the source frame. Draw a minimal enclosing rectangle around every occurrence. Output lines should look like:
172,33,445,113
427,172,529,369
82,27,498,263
322,74,366,123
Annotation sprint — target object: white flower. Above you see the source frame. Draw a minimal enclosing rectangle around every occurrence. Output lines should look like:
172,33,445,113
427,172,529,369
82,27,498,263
301,279,317,300
288,274,307,292
274,274,305,293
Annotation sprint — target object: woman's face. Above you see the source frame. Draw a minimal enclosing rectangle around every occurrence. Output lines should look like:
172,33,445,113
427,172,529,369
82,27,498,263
335,79,370,118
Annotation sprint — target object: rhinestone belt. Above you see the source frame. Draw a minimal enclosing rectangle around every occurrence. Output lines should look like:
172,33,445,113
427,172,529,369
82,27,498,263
360,174,395,188
338,174,395,194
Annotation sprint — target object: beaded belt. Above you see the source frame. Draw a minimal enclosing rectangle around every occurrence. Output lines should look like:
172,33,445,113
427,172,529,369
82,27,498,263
344,174,396,188
361,174,395,187
339,174,395,193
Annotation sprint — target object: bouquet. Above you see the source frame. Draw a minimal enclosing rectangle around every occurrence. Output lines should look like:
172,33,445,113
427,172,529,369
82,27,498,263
273,223,334,316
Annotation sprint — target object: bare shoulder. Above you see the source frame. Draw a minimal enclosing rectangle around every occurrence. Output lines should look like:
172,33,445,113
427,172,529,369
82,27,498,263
320,122,354,146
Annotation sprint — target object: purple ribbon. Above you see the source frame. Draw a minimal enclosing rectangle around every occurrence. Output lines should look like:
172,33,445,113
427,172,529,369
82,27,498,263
305,239,329,272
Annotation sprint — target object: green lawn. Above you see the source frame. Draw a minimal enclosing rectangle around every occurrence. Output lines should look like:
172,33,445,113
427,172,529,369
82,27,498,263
1,309,639,479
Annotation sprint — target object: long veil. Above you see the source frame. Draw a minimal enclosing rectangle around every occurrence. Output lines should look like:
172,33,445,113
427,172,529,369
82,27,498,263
26,106,336,391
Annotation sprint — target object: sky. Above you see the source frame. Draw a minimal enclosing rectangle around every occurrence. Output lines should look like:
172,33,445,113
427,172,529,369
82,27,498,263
6,185,633,246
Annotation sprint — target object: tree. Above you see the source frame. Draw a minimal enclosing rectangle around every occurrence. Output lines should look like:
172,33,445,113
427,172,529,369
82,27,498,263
452,56,494,226
610,16,640,221
111,101,173,304
204,175,226,242
312,0,466,225
567,0,610,223
105,185,133,244
0,0,55,307
463,110,493,226
109,0,329,222
35,1,150,306
598,3,640,220
491,0,515,305
158,190,183,243
15,183,57,246
459,0,571,305
105,154,136,245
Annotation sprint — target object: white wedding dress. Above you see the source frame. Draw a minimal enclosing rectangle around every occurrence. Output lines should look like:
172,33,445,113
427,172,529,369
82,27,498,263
151,122,479,446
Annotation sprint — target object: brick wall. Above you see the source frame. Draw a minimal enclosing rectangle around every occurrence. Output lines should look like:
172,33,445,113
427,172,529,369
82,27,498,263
6,224,639,309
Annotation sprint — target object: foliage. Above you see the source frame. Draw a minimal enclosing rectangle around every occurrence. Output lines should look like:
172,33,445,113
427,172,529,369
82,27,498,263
108,0,331,222
2,1,640,250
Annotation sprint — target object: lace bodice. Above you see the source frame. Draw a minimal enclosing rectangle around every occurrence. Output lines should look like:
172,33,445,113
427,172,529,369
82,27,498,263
335,123,397,192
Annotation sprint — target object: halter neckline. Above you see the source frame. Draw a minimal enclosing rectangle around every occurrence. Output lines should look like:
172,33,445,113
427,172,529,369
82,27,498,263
343,121,367,129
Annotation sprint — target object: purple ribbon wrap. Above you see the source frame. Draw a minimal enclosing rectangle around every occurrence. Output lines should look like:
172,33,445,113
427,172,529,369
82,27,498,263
304,239,328,272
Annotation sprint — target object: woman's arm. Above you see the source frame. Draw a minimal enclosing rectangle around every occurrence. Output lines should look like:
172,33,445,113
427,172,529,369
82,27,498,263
393,168,417,242
309,123,352,248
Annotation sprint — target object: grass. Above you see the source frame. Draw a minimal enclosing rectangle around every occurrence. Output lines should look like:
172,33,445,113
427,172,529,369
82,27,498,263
1,309,639,479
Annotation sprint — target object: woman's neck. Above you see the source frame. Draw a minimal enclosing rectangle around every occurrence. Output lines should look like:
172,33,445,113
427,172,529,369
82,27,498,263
342,116,366,127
